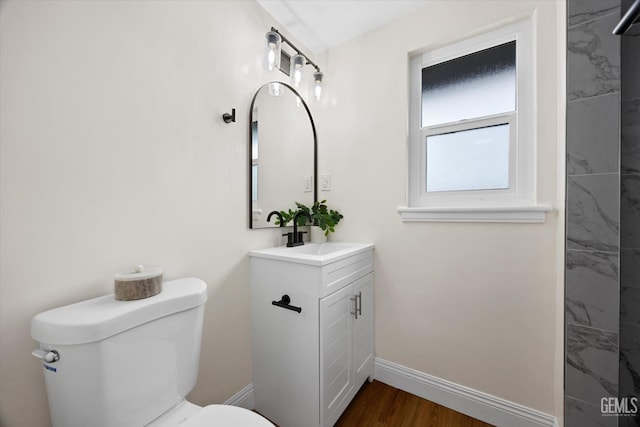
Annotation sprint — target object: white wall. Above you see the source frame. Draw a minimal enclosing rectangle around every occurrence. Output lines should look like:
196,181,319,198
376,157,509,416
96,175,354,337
314,0,564,418
0,1,291,425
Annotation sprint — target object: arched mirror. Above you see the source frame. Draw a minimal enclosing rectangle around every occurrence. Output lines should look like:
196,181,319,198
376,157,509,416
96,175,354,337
249,82,317,228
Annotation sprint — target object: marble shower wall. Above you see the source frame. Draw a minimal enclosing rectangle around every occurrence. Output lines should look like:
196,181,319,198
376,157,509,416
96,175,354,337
566,0,621,426
619,4,640,425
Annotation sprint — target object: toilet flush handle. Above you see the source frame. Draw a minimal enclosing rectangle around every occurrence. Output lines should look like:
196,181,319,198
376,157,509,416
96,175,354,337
32,349,59,363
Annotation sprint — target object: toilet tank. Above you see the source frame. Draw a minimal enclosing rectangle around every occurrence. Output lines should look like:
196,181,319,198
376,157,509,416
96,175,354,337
31,278,208,427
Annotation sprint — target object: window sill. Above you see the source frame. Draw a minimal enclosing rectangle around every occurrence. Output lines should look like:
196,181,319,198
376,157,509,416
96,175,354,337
397,205,552,223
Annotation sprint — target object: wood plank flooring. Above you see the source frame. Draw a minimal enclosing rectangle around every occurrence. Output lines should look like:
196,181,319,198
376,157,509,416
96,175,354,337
335,380,495,427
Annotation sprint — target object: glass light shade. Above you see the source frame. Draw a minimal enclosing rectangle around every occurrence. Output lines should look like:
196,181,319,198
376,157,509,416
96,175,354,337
291,54,305,87
268,82,283,97
265,31,281,71
313,71,323,100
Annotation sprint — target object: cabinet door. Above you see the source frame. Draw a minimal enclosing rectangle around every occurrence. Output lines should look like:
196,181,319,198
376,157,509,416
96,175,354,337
250,262,320,427
320,283,355,427
352,273,374,387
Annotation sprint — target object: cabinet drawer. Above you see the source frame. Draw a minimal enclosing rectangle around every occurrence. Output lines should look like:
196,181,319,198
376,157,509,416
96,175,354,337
321,249,373,297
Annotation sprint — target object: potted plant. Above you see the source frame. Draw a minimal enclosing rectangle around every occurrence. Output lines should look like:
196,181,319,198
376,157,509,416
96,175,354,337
279,200,343,242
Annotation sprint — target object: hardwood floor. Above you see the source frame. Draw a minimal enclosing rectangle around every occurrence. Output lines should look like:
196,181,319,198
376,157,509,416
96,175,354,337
335,380,495,427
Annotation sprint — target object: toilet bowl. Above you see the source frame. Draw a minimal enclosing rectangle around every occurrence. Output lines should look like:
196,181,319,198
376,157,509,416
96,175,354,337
147,401,272,426
182,405,272,426
31,278,273,427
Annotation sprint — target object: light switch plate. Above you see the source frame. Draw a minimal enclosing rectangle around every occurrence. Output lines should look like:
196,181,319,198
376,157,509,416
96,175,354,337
320,173,331,191
304,175,313,193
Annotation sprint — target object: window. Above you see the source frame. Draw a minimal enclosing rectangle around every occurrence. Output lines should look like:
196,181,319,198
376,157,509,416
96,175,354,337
399,18,550,223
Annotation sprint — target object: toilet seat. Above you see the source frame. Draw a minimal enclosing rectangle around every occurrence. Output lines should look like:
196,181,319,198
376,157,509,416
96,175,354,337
182,405,273,426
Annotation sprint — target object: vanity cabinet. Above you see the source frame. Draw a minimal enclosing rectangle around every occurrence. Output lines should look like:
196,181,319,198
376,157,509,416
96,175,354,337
249,243,374,427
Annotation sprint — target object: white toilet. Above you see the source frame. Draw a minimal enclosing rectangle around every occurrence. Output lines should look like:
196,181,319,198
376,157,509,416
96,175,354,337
31,278,273,427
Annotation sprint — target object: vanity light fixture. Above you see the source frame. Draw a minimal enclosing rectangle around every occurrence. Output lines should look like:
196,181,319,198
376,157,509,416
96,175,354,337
265,31,281,71
313,71,323,101
290,54,305,88
265,27,324,99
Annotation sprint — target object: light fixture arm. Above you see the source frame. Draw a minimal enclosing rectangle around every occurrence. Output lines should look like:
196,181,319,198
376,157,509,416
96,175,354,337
270,27,321,73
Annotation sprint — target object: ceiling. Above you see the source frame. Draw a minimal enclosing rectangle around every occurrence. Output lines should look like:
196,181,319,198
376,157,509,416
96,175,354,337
256,0,430,54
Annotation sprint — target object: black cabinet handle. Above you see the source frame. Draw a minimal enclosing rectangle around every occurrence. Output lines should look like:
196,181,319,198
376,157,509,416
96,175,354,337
272,295,302,313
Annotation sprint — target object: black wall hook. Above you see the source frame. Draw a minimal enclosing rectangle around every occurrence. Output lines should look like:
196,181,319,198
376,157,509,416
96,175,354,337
222,108,236,123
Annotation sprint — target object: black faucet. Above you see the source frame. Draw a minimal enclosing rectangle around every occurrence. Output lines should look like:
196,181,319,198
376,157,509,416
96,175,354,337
288,211,312,247
267,211,285,226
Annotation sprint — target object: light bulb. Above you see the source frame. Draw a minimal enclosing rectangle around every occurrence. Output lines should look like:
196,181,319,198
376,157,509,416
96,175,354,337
268,82,283,97
313,71,323,101
290,54,305,88
293,69,302,87
267,49,276,70
265,31,281,72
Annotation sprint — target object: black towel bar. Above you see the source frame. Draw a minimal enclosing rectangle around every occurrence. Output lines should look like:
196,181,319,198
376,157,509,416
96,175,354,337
272,295,302,313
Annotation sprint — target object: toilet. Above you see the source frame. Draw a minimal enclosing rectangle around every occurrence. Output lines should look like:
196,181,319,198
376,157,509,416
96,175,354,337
31,278,273,427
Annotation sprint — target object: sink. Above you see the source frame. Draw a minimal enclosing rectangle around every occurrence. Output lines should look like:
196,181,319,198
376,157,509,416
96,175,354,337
249,242,373,266
284,243,361,256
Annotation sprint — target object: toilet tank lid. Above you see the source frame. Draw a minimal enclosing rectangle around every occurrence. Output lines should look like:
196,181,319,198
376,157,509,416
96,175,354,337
31,278,208,345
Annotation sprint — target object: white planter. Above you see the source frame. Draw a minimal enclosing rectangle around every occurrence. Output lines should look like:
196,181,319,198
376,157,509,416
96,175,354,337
310,226,327,243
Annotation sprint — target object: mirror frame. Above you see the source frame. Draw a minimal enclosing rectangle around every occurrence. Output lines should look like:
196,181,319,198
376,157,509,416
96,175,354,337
248,81,318,228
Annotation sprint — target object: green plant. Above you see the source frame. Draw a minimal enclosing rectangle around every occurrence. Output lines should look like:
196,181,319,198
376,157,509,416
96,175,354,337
275,206,300,227
278,200,343,236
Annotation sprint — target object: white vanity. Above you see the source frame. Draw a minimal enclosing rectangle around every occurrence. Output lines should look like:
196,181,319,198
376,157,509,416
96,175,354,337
249,242,374,427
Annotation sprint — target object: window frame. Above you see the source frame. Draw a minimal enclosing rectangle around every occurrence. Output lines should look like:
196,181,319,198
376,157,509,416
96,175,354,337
401,18,549,222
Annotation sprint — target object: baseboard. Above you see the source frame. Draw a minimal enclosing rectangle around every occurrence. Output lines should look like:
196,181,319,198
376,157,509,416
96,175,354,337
223,383,254,410
225,359,558,427
374,358,557,427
